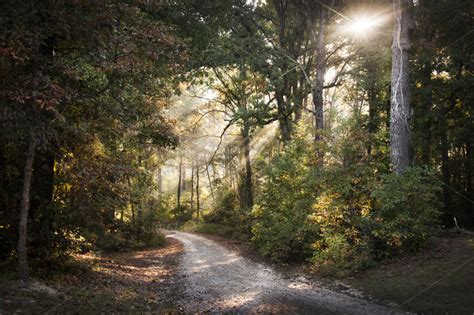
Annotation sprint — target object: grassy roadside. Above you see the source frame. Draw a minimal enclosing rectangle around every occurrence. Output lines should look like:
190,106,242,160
348,234,474,314
0,237,184,314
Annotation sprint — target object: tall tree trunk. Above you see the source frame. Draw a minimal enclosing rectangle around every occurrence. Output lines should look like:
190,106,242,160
190,161,194,212
206,166,215,202
390,0,413,175
367,87,377,157
276,91,292,142
18,132,36,283
177,157,182,208
273,0,292,142
364,53,380,157
127,176,136,227
181,167,186,191
312,5,327,166
240,122,254,210
28,141,55,259
196,164,200,221
157,167,163,200
294,93,305,124
211,163,218,182
224,146,230,178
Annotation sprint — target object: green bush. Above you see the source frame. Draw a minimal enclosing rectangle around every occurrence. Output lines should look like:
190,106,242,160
173,204,193,225
311,233,374,276
370,167,442,257
309,166,442,274
251,129,442,274
203,183,252,239
251,137,319,262
308,164,377,274
206,187,241,226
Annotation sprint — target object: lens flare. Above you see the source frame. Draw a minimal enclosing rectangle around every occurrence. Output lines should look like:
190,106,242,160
341,14,383,37
351,16,378,33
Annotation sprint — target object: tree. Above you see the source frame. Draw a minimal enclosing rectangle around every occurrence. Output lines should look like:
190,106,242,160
1,0,184,277
390,0,413,175
312,3,327,165
17,132,36,282
209,66,270,210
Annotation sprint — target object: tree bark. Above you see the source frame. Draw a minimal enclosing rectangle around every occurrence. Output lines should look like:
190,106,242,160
294,92,305,124
276,91,292,142
127,176,136,228
177,157,182,208
240,122,254,210
390,0,413,175
196,164,200,221
18,132,36,283
273,0,293,142
367,87,377,157
312,4,327,166
157,167,163,199
190,161,194,212
224,146,229,178
181,167,186,191
206,166,215,202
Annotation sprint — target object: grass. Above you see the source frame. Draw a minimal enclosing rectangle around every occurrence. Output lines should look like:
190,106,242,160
349,234,474,314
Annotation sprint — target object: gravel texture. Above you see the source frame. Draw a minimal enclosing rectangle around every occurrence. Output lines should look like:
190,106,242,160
168,231,405,314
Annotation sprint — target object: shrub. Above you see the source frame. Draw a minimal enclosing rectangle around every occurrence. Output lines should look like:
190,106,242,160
308,164,377,275
370,167,442,257
251,133,442,274
251,137,319,262
311,233,374,276
206,187,241,226
204,184,251,239
309,166,442,274
173,204,193,226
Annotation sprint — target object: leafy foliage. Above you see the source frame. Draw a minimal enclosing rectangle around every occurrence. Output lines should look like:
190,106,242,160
251,125,442,274
0,0,185,266
0,0,469,281
370,167,442,257
251,132,319,262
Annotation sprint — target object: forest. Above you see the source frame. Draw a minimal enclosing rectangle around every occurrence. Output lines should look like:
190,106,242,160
0,0,473,313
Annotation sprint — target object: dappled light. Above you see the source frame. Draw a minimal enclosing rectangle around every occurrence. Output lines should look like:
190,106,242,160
1,0,472,313
171,231,397,313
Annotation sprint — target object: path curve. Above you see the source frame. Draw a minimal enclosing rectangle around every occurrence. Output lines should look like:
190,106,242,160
167,231,404,314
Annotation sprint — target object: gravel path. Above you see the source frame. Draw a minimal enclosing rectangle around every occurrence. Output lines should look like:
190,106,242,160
168,231,405,314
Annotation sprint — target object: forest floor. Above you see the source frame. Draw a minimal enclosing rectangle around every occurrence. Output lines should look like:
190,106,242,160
348,233,474,315
0,238,184,314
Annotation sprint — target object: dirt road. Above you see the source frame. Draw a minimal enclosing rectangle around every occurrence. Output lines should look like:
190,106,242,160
168,231,404,314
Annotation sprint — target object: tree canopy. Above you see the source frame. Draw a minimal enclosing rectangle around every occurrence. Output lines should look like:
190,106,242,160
0,0,472,281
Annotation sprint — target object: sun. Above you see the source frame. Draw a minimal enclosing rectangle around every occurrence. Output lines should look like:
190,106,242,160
351,16,378,34
341,14,383,37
